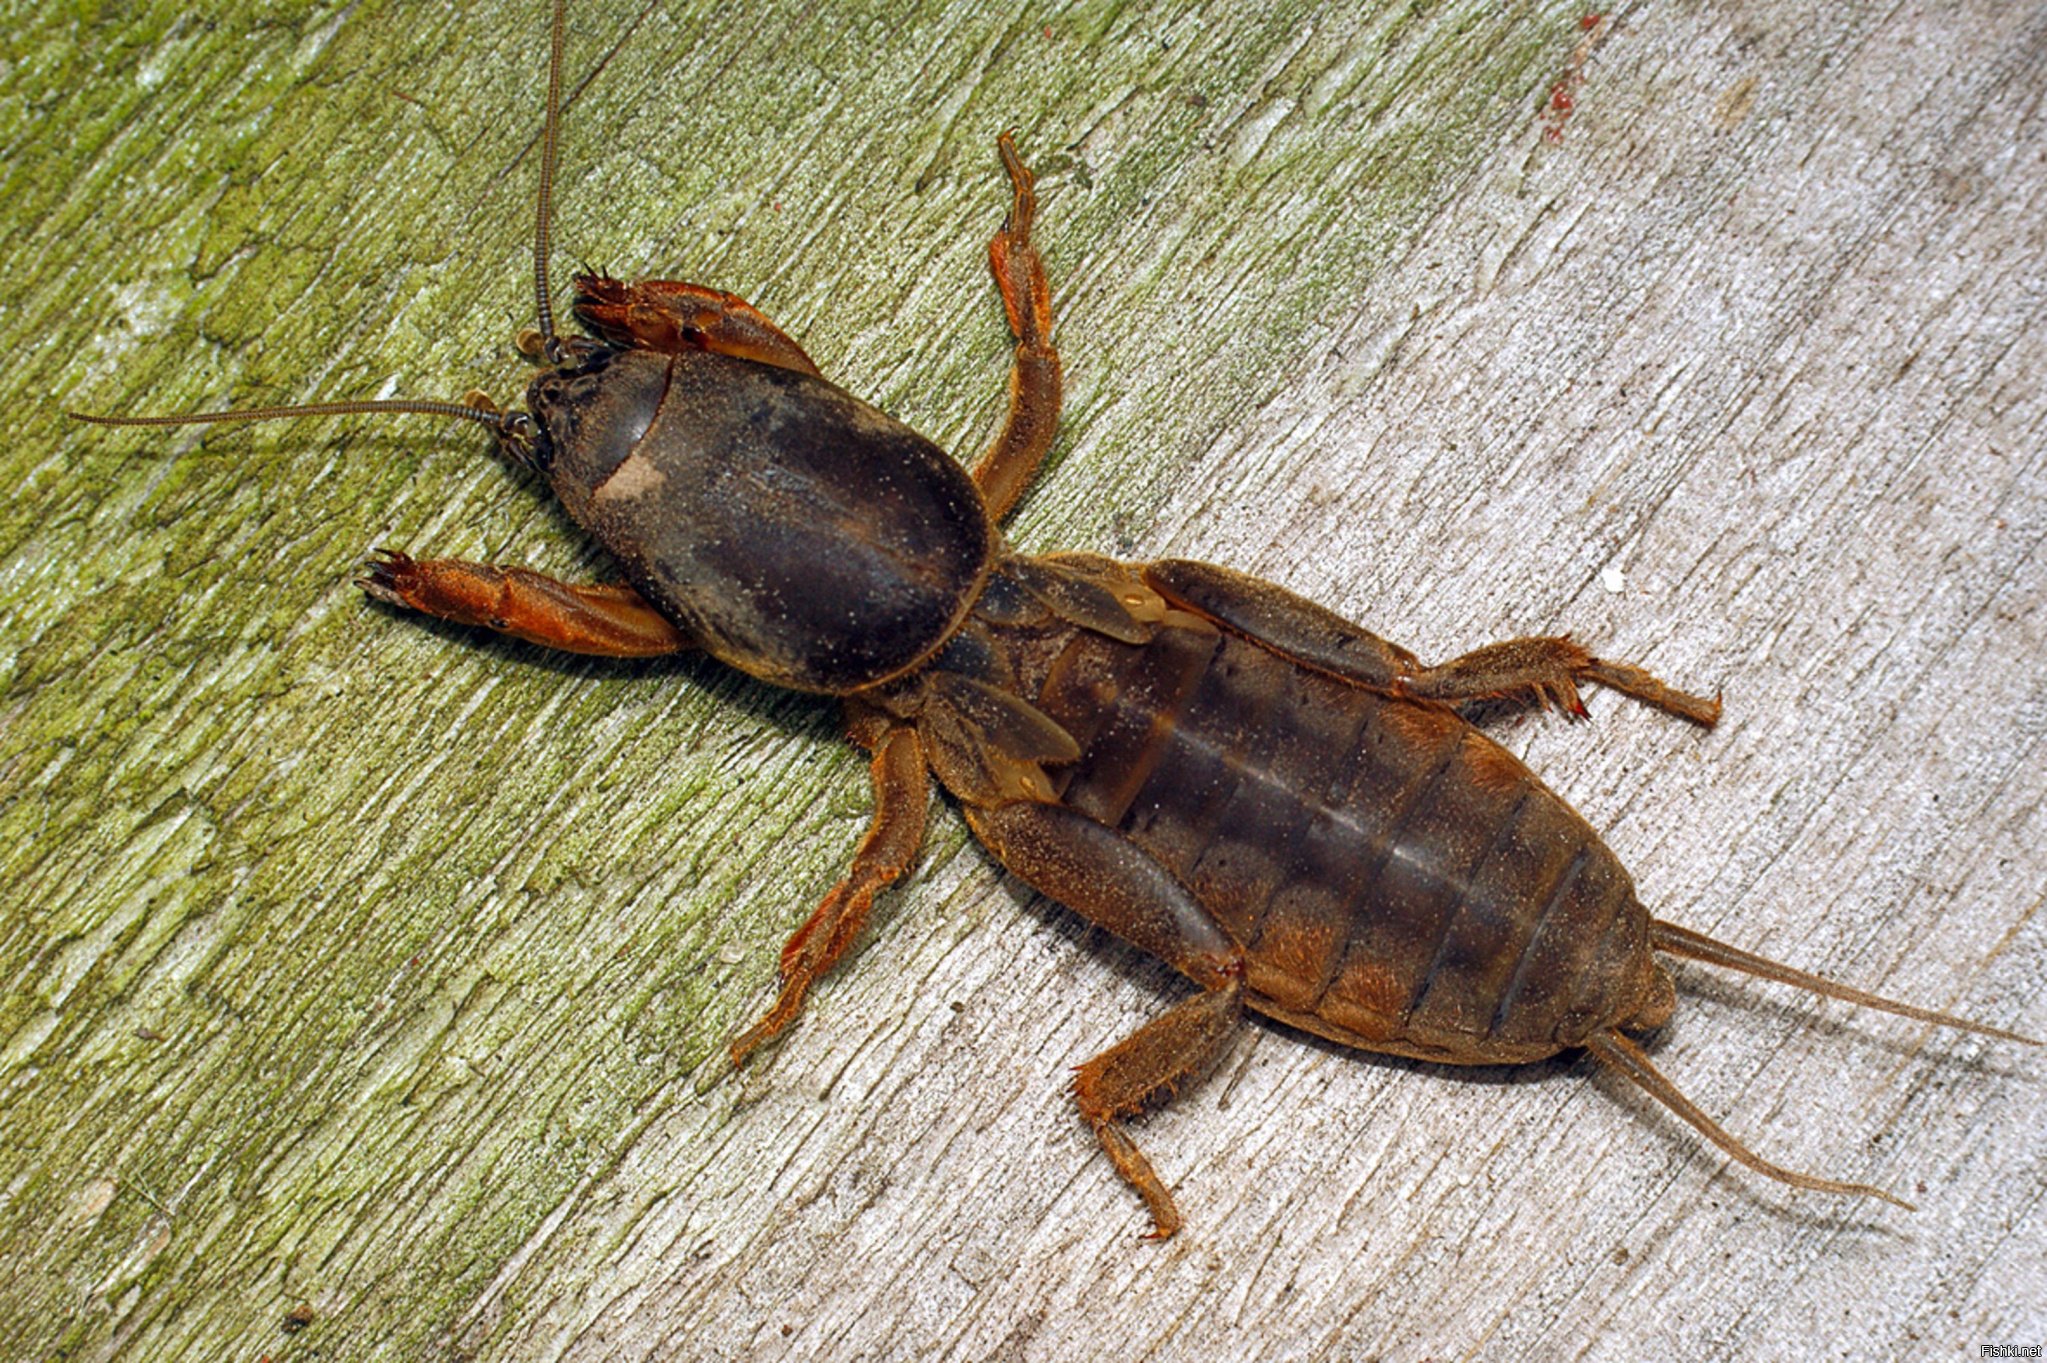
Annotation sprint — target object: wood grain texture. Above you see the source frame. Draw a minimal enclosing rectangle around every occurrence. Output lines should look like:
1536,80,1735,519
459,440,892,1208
3,1,2041,1360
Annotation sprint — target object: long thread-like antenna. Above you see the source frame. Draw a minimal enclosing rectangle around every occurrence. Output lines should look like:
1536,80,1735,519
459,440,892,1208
73,7,579,438
70,399,518,433
531,0,568,363
69,8,576,445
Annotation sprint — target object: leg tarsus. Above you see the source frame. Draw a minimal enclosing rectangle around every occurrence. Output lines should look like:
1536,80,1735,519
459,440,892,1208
971,133,1062,523
730,725,931,1066
360,550,688,657
1073,981,1243,1240
1581,657,1722,727
1095,1122,1181,1241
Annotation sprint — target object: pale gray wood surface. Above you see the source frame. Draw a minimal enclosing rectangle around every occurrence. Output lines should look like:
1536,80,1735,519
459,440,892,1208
2,1,2041,1359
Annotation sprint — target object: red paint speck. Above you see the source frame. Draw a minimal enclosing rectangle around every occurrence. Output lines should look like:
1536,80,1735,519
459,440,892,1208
1542,75,1581,144
1540,14,1606,144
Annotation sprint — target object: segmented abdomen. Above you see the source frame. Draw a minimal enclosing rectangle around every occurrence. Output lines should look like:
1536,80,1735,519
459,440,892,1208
1031,616,1653,1064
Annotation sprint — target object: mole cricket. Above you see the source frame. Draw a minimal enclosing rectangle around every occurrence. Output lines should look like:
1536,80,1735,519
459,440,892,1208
75,1,2035,1238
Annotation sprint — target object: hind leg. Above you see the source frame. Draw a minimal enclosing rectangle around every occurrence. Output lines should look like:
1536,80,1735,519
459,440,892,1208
1147,559,1721,727
1399,638,1721,727
966,799,1244,1239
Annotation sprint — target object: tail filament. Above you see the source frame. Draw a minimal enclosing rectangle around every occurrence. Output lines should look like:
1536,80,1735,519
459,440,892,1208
1586,916,2034,1207
1652,919,2035,1046
1585,1030,1913,1208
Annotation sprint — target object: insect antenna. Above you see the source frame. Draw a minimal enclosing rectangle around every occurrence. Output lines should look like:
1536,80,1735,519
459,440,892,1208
528,0,569,365
71,5,576,453
68,399,524,434
1652,919,2038,1045
1584,1029,1915,1209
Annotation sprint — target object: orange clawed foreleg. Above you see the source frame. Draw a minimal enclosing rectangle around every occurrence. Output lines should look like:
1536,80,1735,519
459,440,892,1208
360,550,688,657
571,274,821,376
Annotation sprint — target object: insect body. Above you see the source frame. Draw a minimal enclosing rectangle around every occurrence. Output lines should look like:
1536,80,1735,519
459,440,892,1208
78,2,2034,1240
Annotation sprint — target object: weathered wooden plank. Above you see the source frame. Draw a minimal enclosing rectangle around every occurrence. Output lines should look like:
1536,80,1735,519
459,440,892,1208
2,1,2040,1360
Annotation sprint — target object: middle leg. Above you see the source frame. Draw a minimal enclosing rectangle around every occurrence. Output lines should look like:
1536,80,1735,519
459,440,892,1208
731,722,933,1066
971,134,1063,523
